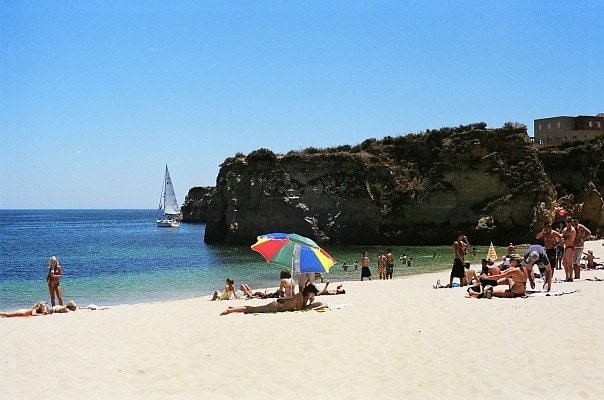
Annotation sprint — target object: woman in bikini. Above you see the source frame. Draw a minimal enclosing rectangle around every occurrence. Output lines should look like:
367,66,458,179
1,301,49,317
47,256,63,307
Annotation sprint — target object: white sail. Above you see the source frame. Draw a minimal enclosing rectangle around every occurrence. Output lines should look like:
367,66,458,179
157,165,180,227
162,166,180,216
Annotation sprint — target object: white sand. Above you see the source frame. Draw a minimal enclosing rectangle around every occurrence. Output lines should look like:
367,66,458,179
2,240,603,400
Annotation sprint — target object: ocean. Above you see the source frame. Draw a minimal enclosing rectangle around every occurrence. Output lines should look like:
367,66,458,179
0,209,499,311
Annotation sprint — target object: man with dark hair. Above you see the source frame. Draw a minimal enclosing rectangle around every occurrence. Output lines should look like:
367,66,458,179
449,233,469,287
536,222,562,274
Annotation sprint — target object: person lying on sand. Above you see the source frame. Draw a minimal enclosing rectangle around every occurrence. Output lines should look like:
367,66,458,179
240,283,281,299
220,284,319,316
317,281,346,295
1,301,49,317
49,300,77,313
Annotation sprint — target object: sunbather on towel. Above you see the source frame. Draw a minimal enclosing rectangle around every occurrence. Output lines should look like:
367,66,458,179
220,284,319,315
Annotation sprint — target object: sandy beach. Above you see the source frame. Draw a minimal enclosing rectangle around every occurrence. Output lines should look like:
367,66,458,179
1,240,603,400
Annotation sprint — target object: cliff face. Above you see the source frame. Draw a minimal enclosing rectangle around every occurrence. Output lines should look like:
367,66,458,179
202,125,593,245
538,140,604,226
180,186,214,223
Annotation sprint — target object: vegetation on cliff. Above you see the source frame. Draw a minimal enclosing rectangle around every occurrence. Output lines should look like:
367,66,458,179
190,124,602,245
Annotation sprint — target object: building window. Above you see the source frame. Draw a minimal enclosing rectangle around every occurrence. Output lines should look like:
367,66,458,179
597,121,601,128
538,123,542,131
589,121,593,128
547,122,551,129
557,121,561,129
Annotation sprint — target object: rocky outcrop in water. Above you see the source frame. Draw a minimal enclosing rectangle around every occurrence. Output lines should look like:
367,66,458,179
199,124,603,245
180,186,214,223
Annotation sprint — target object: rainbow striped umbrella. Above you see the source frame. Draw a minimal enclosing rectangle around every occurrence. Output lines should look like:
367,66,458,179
251,233,337,273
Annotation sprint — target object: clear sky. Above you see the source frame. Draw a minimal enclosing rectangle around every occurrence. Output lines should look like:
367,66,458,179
1,1,602,209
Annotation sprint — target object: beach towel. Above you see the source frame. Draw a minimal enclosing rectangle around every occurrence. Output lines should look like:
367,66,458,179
526,290,579,297
313,303,352,312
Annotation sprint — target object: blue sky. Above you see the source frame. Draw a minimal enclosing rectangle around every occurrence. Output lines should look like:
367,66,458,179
1,1,602,209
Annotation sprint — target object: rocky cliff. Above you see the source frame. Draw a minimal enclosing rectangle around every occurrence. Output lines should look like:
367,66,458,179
197,124,600,245
180,186,213,223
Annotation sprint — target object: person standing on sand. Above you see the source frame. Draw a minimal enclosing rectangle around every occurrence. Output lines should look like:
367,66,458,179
377,250,386,280
571,218,591,280
523,244,553,292
219,284,319,315
561,217,577,282
450,233,469,287
46,256,63,307
536,222,562,276
360,251,372,281
386,249,394,280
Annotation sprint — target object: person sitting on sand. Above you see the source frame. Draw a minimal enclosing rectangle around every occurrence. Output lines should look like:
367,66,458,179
436,262,478,288
462,262,479,286
279,270,295,297
220,284,320,315
317,281,346,295
583,250,601,270
467,254,527,298
211,278,240,301
464,259,501,293
1,301,49,317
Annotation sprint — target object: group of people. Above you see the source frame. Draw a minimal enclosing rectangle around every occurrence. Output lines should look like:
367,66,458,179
212,269,346,315
536,217,593,281
1,256,80,318
447,216,594,299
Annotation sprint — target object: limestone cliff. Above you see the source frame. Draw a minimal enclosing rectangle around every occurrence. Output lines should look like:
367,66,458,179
202,124,584,245
180,186,214,223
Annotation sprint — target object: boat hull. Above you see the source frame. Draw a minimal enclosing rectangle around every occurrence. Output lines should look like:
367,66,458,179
156,218,180,228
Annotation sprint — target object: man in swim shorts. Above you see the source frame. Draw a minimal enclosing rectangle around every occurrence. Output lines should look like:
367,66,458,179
449,233,469,287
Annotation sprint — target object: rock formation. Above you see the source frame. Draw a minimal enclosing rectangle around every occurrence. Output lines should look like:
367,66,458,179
184,125,602,245
201,124,601,245
180,186,213,223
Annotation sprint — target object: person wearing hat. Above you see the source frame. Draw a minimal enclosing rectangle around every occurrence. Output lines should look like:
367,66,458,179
523,244,553,292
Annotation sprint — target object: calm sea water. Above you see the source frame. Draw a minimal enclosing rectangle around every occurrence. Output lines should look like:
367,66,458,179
0,209,504,311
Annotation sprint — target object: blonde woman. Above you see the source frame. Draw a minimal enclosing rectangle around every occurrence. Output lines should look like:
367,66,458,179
0,301,48,317
47,256,63,306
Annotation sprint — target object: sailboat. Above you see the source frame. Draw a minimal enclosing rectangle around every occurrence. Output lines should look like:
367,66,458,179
156,165,181,228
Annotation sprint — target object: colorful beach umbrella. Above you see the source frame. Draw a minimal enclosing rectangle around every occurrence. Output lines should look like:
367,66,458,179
251,233,337,273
